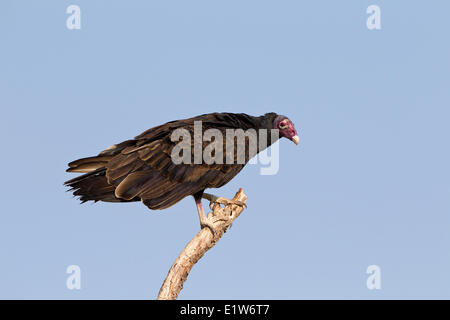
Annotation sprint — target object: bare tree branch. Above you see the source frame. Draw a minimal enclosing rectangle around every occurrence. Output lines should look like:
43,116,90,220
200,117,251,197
157,188,247,300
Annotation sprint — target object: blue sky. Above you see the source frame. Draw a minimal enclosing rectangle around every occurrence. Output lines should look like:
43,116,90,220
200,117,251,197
1,0,449,299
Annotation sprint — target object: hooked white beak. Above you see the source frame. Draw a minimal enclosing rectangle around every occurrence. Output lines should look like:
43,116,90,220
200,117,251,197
291,135,300,145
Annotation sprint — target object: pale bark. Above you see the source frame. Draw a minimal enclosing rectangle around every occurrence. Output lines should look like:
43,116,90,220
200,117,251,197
157,188,247,300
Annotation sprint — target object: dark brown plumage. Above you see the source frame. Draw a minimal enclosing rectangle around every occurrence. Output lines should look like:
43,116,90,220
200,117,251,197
65,112,299,230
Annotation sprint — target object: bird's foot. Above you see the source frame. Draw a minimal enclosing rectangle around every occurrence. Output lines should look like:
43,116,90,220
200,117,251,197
213,197,247,209
199,217,217,236
202,193,247,209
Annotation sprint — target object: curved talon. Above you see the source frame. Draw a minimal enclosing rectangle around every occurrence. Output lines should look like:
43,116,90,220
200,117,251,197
202,193,247,209
214,197,247,209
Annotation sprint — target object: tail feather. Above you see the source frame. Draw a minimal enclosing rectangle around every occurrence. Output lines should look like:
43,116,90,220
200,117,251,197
66,156,113,173
65,140,139,203
64,168,139,203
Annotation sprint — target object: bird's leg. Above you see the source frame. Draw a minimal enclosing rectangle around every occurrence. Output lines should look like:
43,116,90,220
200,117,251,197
202,193,247,209
193,192,216,235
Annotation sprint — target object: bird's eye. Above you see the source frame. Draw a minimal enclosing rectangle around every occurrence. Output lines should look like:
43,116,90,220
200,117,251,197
279,121,288,130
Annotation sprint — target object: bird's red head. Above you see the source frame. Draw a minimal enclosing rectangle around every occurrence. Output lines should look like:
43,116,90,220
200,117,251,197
274,115,299,145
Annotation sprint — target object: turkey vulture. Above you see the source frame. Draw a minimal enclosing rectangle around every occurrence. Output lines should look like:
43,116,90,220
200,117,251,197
65,112,299,233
